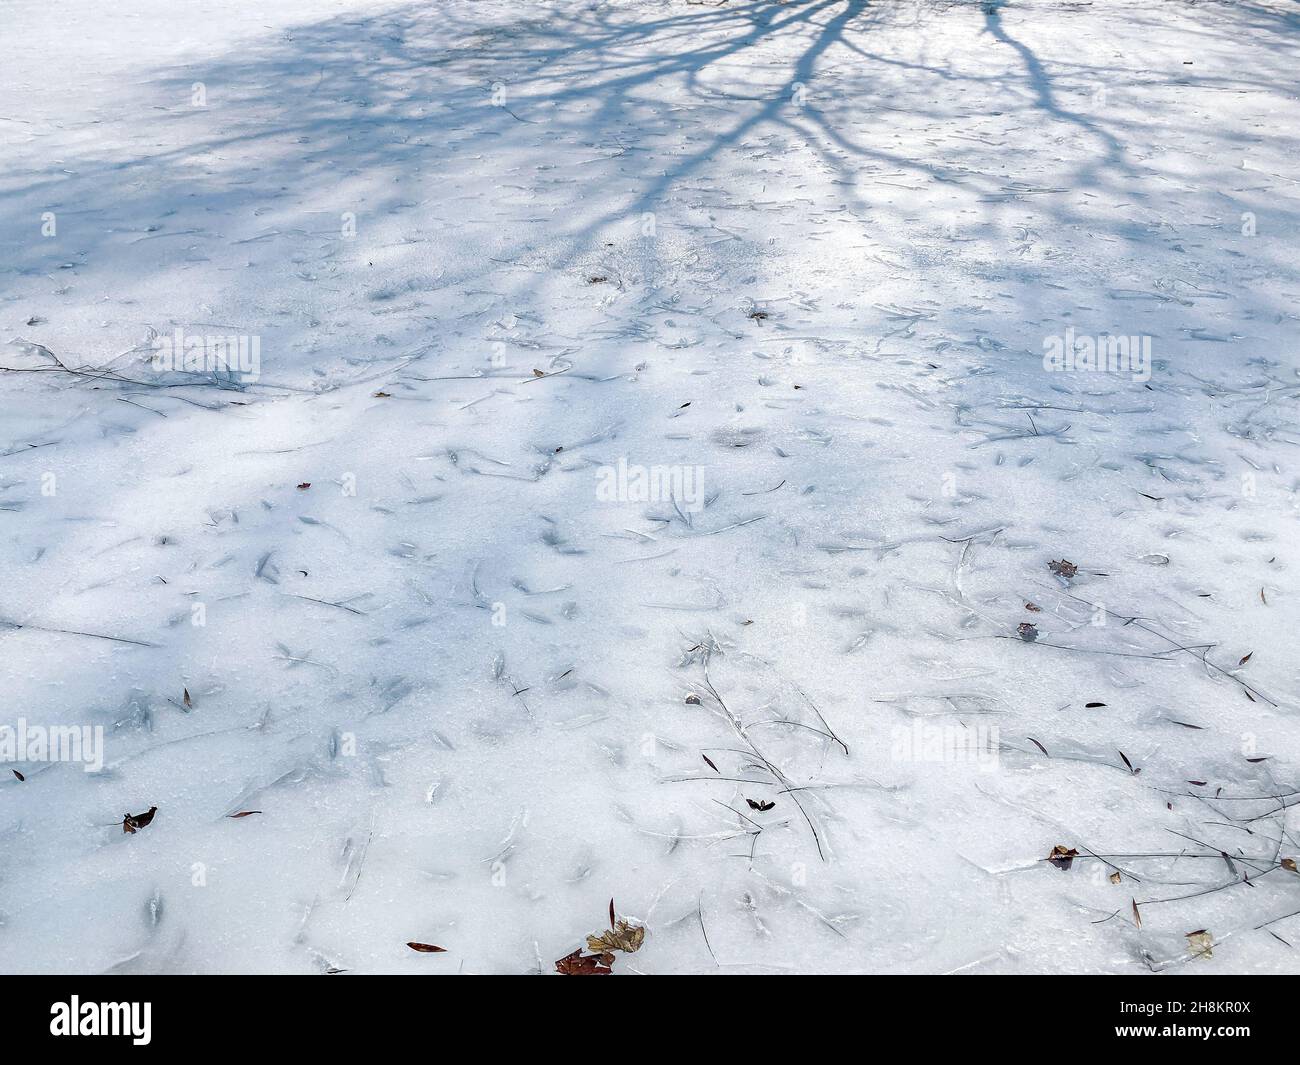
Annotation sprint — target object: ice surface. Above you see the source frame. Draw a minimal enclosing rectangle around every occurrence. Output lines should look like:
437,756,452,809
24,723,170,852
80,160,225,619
0,0,1297,973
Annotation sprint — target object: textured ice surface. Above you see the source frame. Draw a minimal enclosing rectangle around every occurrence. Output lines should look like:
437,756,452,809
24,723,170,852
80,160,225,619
0,0,1297,973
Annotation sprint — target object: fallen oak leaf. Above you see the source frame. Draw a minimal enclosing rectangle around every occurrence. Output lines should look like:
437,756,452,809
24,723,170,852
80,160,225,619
587,918,645,955
555,949,614,975
1185,930,1214,960
123,806,158,834
1048,844,1079,871
406,942,447,953
745,798,775,812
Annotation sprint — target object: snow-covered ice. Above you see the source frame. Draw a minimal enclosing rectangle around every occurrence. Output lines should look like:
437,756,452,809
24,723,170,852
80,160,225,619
0,0,1298,974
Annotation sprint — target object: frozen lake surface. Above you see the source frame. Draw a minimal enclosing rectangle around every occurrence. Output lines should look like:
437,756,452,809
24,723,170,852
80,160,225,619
0,0,1298,973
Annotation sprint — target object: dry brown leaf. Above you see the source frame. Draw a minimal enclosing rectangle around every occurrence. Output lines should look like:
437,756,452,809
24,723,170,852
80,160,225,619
1281,857,1297,873
1047,844,1079,871
11,769,24,782
183,687,192,710
1185,930,1214,959
123,806,157,834
555,949,614,975
1017,622,1039,642
1048,559,1078,579
1109,871,1122,884
228,810,262,819
587,918,645,955
372,391,391,397
745,798,775,812
406,942,447,953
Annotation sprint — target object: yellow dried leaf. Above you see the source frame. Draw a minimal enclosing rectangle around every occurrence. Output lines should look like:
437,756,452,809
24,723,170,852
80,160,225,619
1185,930,1214,959
587,918,645,954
